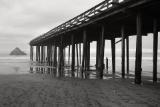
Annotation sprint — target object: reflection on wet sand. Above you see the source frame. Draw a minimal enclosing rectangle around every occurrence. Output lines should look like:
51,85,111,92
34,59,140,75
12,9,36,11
13,66,20,72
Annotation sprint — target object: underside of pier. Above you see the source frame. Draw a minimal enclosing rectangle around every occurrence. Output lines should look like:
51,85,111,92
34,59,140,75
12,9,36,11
30,0,160,84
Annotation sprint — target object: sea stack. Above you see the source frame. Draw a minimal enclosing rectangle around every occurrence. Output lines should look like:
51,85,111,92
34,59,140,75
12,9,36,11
10,47,27,55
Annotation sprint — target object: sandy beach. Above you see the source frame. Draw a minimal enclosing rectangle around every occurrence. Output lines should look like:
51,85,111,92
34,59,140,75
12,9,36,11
0,74,159,107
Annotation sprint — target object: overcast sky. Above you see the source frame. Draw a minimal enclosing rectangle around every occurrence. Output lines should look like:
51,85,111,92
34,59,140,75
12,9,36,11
0,0,159,54
0,0,103,54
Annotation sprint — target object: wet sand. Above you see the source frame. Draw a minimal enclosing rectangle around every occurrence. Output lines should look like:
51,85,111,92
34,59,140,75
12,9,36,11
0,74,159,107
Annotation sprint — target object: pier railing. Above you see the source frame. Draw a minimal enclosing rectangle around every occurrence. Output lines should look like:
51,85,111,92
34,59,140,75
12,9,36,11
30,0,126,45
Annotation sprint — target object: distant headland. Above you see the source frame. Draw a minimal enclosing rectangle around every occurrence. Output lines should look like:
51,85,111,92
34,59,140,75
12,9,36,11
10,47,27,56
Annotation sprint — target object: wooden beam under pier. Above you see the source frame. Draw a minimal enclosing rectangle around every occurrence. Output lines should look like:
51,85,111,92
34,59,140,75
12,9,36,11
30,46,33,61
40,46,44,73
38,46,41,72
121,25,125,78
47,45,49,66
96,40,100,70
38,46,40,64
59,37,64,77
76,44,79,78
111,38,115,74
57,47,60,76
53,45,57,76
36,46,38,62
79,43,82,65
50,46,53,68
97,25,105,79
43,46,45,72
47,45,52,73
82,30,87,78
126,36,129,75
30,46,33,72
68,45,70,65
71,35,75,77
48,45,50,66
35,46,38,72
86,42,90,71
153,18,158,83
135,12,142,84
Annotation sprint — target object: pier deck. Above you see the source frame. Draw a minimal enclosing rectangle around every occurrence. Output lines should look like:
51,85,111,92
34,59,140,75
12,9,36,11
29,0,160,84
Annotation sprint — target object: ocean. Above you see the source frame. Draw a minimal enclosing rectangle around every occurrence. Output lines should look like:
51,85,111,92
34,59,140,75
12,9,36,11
0,55,30,75
0,53,160,79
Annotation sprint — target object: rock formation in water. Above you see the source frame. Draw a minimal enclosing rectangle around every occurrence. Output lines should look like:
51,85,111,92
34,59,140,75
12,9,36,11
10,47,27,55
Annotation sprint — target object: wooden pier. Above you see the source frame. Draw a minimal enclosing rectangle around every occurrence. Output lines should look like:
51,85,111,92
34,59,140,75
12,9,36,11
30,0,160,84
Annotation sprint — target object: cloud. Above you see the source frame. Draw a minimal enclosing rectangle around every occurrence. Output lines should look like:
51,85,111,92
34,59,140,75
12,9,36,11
0,0,159,54
0,0,103,53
